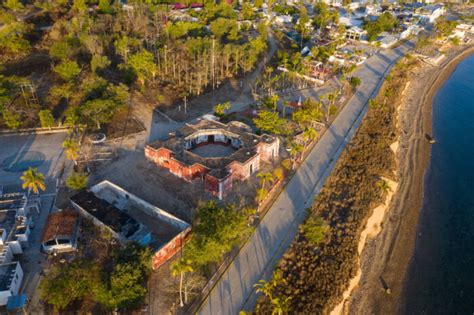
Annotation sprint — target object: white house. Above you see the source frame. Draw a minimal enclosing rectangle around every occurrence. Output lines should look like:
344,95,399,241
378,32,398,48
274,14,292,24
418,4,445,24
0,210,31,255
0,262,23,306
346,26,367,41
399,25,422,40
450,24,473,39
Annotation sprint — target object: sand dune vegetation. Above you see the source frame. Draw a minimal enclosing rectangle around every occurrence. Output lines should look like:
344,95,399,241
255,56,419,314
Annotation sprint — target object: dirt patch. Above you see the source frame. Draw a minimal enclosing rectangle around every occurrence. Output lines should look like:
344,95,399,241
103,105,146,140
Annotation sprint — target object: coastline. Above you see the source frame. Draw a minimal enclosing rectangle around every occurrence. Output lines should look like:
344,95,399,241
347,44,474,315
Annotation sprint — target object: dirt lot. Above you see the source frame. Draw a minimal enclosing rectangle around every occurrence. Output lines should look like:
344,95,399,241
88,143,284,223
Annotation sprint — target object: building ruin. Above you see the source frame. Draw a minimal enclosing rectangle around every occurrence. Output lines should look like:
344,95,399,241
144,119,280,199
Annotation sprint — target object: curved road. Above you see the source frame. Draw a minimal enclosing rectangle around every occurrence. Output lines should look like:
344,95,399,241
197,41,414,315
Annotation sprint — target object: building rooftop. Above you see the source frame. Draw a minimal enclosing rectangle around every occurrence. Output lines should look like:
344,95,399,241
0,194,27,212
71,190,142,239
0,210,28,243
0,262,18,291
71,181,189,250
41,210,79,244
148,119,278,179
421,4,443,14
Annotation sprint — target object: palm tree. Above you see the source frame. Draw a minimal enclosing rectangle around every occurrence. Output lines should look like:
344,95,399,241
255,271,290,314
257,172,273,206
269,94,279,112
62,138,79,162
302,127,318,147
377,179,391,194
289,142,304,169
271,296,291,315
254,279,274,300
64,109,83,134
171,258,194,307
324,91,339,122
65,172,88,190
21,167,46,195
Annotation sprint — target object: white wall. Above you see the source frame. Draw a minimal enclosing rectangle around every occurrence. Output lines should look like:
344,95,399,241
0,262,23,306
10,262,23,296
91,181,190,230
214,134,226,142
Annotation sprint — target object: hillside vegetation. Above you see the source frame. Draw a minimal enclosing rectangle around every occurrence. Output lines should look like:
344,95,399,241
0,0,268,130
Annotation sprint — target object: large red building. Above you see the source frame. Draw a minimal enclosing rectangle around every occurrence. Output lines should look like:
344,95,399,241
145,119,280,199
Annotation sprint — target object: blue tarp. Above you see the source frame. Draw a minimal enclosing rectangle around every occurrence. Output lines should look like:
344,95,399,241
7,294,27,311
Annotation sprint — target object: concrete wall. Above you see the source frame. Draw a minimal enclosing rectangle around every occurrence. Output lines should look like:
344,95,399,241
204,175,232,200
91,181,190,231
146,146,209,182
8,241,22,255
70,199,125,242
227,154,260,181
257,138,279,162
0,262,23,306
0,245,13,265
10,262,23,296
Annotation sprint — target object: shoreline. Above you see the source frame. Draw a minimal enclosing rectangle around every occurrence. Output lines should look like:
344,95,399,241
347,44,474,314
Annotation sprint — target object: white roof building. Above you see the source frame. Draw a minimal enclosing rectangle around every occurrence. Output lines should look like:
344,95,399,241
0,262,23,306
378,32,398,48
418,4,445,24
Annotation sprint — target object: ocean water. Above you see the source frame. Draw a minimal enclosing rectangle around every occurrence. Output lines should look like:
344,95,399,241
400,55,474,314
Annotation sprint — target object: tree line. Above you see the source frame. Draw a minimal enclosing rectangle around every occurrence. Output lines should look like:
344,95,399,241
0,0,269,130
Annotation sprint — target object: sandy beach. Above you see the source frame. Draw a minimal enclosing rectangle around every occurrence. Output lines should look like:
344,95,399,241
347,44,474,315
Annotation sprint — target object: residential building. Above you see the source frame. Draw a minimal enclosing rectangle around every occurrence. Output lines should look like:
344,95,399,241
0,208,31,255
417,4,445,24
378,32,398,48
0,262,23,306
346,26,367,41
41,210,79,254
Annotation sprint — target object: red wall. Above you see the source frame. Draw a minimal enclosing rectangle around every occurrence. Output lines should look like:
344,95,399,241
204,175,219,196
204,174,232,198
152,228,191,270
145,146,208,182
145,146,172,163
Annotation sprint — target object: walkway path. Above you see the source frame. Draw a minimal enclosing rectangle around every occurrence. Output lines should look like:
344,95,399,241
197,41,414,315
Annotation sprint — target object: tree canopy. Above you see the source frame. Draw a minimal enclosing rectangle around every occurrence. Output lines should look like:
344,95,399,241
253,110,288,135
40,243,152,311
183,201,250,267
435,18,458,37
38,110,55,129
363,12,398,41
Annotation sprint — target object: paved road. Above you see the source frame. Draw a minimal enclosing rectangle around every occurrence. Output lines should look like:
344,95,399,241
197,41,414,315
